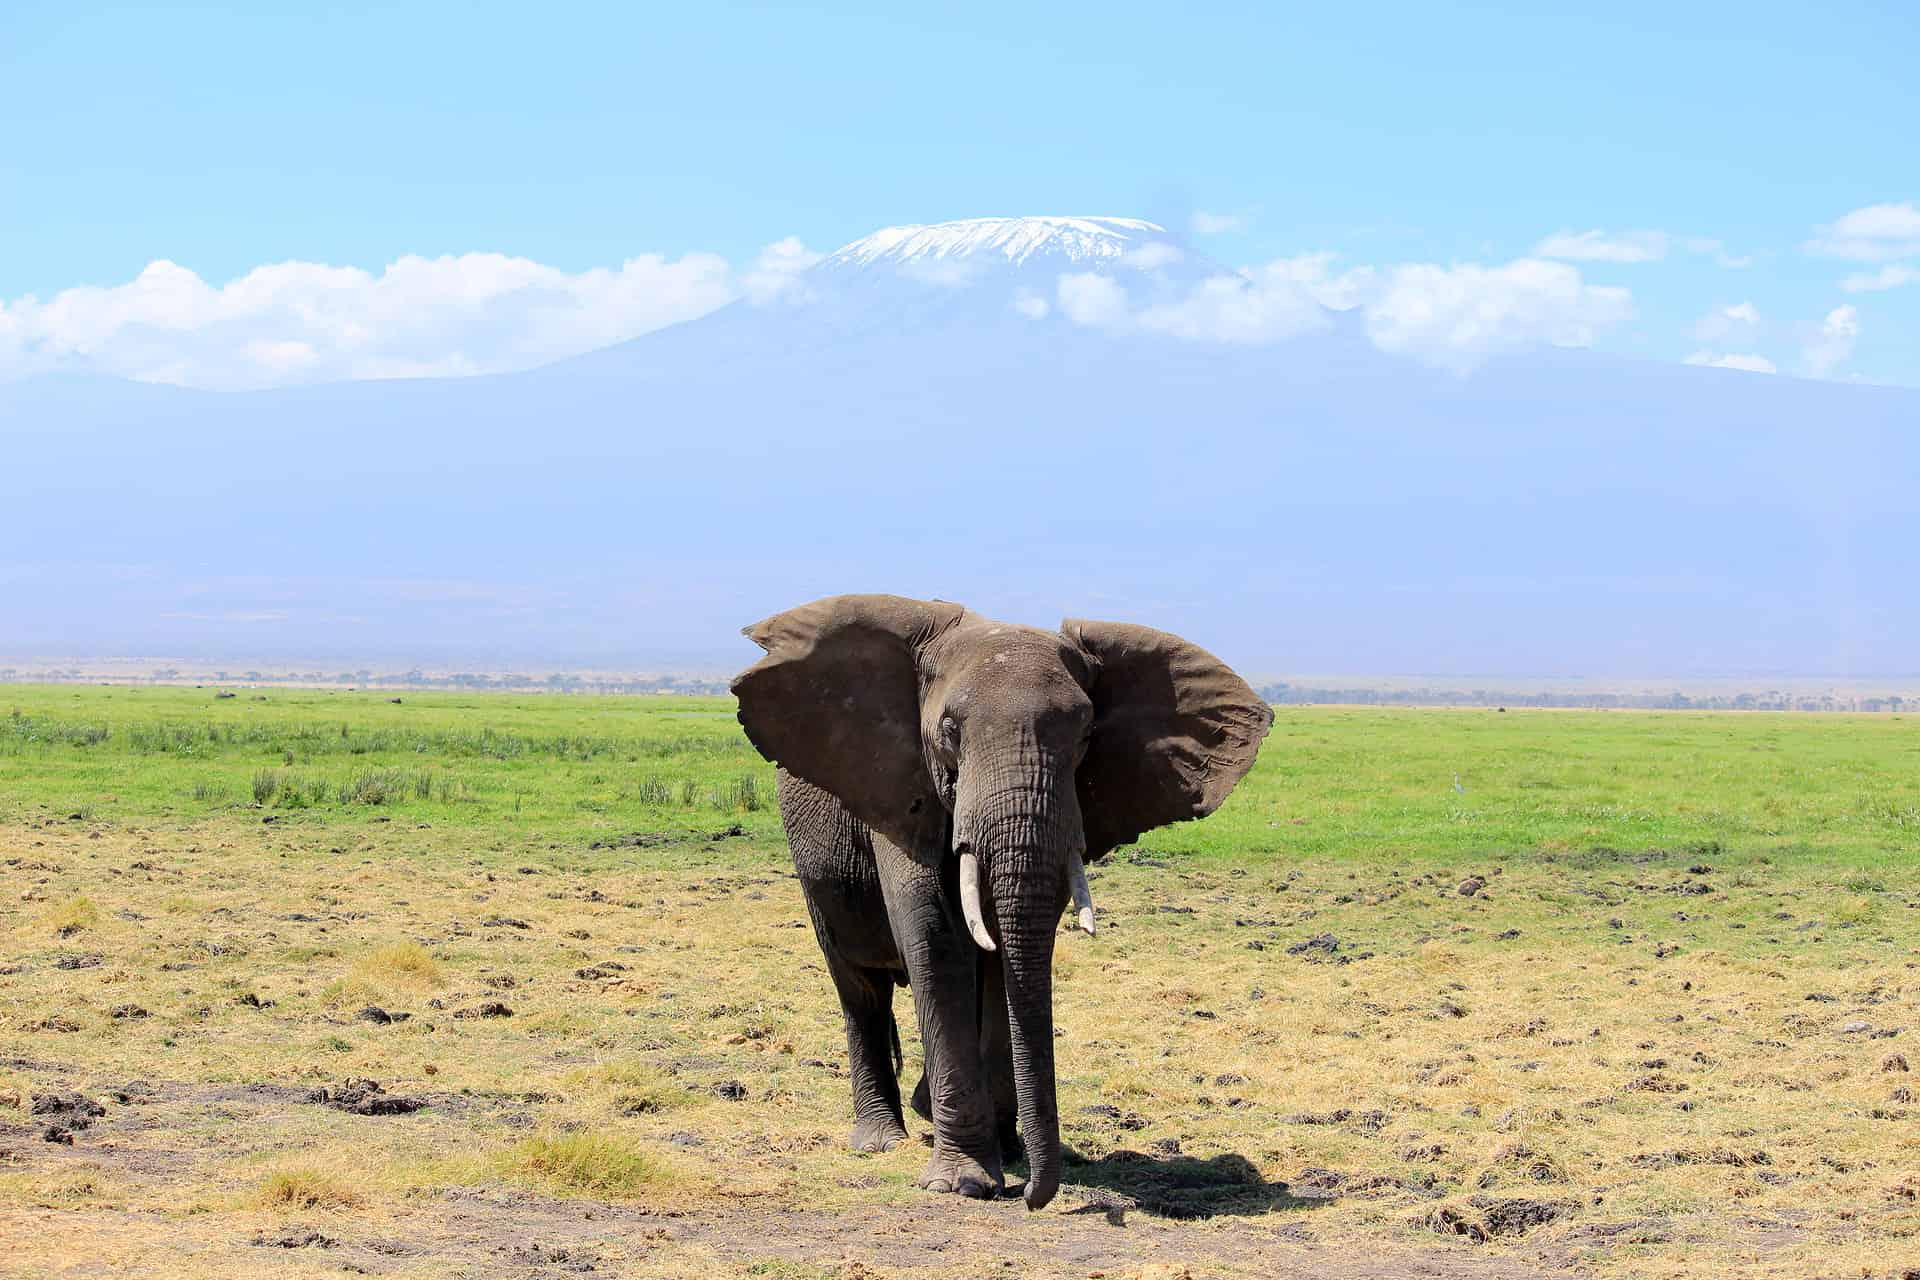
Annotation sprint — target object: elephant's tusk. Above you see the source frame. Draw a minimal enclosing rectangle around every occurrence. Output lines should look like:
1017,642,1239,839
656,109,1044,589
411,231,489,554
1067,848,1096,936
958,849,997,952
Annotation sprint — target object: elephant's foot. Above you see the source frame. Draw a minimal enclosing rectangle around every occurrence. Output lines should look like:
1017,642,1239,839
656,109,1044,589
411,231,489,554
850,1114,908,1153
916,1147,1003,1199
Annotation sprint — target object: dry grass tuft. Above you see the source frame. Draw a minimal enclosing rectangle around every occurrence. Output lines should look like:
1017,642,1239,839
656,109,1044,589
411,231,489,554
497,1131,671,1197
0,1166,120,1207
252,1168,367,1211
361,940,443,983
569,1060,694,1115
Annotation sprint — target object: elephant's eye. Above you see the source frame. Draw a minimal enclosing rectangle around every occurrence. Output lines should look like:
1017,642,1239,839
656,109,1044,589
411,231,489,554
939,715,959,745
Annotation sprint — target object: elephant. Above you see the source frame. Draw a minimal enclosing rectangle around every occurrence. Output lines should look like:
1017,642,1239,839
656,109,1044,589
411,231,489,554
732,594,1272,1210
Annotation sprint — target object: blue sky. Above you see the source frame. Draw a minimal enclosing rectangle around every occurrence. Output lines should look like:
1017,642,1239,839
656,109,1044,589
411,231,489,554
2,1,1915,386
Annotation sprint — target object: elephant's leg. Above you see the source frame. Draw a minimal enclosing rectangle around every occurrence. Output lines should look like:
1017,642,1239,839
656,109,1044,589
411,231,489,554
781,771,910,1153
825,958,907,1152
873,840,1003,1199
978,953,1023,1166
906,927,1020,1163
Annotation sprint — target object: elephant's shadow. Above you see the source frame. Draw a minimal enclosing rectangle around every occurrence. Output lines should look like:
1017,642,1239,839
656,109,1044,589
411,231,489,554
1052,1145,1325,1220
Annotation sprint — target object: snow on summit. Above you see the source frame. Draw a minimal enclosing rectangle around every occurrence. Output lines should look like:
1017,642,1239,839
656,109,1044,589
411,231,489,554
824,216,1169,269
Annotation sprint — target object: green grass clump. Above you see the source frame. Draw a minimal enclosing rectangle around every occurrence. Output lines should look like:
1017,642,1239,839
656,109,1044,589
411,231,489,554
497,1131,668,1197
45,895,100,935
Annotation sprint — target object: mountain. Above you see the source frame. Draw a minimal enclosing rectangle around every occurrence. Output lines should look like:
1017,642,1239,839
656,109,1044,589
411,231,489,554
4,216,1917,677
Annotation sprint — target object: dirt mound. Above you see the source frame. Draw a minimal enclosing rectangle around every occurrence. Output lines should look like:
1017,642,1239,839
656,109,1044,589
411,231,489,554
306,1079,426,1116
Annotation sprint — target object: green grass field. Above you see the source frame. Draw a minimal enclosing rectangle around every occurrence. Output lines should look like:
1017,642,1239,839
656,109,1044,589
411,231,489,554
2,687,1916,1279
8,684,1919,864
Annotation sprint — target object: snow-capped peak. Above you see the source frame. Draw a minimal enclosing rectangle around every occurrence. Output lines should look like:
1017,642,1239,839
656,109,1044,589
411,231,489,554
824,216,1168,270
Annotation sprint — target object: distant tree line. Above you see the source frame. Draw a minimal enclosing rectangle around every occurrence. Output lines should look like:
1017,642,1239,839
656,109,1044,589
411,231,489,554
1256,683,1911,712
0,667,731,696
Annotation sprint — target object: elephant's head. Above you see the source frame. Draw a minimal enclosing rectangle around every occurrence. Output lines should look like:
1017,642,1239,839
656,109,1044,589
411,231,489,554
732,594,1272,1208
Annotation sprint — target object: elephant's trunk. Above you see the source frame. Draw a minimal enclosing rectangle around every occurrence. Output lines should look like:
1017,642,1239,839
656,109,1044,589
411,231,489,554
954,750,1078,1212
991,846,1062,1209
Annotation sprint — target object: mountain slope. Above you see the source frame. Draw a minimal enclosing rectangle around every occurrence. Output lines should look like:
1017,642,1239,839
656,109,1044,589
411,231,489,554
3,217,1916,675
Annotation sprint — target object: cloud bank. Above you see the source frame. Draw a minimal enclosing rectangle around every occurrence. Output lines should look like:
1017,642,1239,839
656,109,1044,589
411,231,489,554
0,244,812,390
1054,253,1633,372
8,207,1899,388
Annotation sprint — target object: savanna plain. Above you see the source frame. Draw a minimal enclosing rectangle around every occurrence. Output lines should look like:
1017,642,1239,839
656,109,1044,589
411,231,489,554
1,686,1916,1279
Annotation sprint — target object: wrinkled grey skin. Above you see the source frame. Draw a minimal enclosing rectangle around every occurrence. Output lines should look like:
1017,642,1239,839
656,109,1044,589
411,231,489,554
733,595,1271,1210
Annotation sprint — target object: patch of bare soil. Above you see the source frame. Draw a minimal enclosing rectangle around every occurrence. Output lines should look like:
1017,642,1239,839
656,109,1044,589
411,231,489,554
0,1194,1571,1280
0,1062,1576,1279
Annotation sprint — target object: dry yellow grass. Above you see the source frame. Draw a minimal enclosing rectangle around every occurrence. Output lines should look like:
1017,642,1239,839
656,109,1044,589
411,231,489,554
0,1166,121,1209
1,796,1916,1276
357,940,445,986
252,1167,367,1211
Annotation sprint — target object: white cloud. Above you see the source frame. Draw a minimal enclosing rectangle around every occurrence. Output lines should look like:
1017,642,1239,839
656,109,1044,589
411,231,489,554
1190,211,1247,234
1120,243,1185,270
1135,274,1328,344
1011,290,1050,320
1363,259,1633,371
1693,301,1760,341
1052,253,1629,371
1536,229,1753,269
1245,252,1379,311
1841,264,1919,293
1056,259,1334,345
740,237,825,304
1802,304,1860,378
1055,272,1132,329
243,338,321,373
1685,350,1776,374
1806,202,1920,261
1534,229,1670,264
0,244,794,390
1684,238,1753,269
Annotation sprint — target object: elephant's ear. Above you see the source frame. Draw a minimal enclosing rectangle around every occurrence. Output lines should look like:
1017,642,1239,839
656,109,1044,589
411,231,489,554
733,594,967,849
1062,619,1273,860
